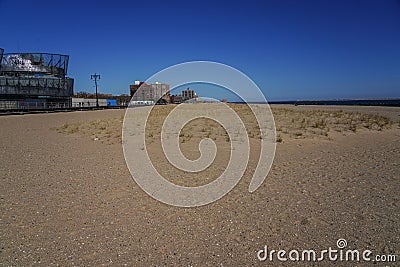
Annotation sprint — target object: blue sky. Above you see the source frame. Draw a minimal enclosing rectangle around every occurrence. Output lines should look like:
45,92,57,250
1,0,399,101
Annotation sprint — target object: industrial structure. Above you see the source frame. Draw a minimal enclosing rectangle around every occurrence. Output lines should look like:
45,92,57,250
0,48,74,109
0,48,3,67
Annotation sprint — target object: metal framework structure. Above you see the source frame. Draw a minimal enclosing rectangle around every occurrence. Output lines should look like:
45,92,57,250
0,50,74,110
0,48,3,66
0,52,69,77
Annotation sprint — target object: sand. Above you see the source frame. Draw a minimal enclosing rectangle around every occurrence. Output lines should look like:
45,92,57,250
0,105,399,266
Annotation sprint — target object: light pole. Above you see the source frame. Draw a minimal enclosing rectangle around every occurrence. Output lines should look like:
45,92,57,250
90,73,101,108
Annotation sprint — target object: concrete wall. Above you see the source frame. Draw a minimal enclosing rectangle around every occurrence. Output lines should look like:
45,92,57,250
72,98,107,107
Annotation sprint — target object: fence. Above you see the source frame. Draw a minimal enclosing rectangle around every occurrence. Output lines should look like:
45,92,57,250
0,100,71,110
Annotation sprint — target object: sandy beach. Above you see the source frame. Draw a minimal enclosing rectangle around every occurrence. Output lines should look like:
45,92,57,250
1,104,399,265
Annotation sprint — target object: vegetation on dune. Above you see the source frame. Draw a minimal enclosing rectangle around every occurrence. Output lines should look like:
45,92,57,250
54,116,123,145
54,105,393,145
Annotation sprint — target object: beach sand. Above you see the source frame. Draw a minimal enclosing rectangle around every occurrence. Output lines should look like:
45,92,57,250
0,105,399,265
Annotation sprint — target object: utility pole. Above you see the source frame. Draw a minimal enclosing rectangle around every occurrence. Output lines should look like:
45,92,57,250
90,73,101,108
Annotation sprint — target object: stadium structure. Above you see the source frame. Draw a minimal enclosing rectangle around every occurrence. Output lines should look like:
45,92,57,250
0,48,74,109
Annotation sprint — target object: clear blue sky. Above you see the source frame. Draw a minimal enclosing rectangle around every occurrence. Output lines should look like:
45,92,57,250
1,0,399,100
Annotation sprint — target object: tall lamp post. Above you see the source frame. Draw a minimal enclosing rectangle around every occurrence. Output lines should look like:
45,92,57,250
91,73,101,108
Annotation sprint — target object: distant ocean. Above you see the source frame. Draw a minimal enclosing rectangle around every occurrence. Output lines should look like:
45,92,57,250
234,99,400,107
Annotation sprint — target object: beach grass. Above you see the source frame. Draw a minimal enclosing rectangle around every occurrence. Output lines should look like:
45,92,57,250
54,104,393,144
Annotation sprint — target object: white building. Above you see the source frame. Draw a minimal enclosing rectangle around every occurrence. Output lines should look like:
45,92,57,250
71,98,107,107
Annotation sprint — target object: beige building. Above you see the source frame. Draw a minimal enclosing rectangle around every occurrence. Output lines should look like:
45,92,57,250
130,81,170,103
182,88,197,100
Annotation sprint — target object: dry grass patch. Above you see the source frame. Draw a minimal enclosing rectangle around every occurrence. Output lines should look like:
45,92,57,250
54,105,393,145
271,107,392,142
54,115,123,145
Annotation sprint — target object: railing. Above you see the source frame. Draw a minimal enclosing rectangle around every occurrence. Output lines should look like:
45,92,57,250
0,100,71,110
0,103,128,115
